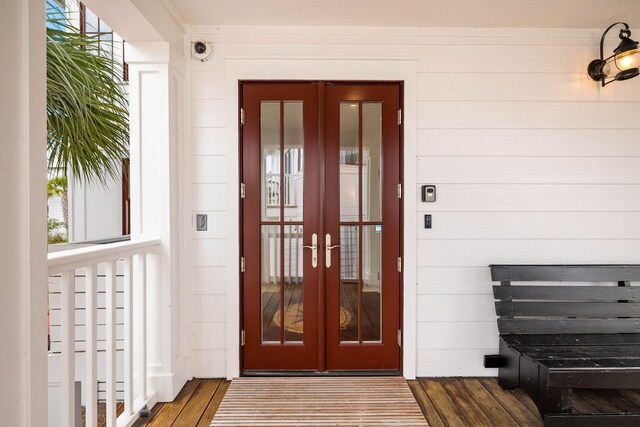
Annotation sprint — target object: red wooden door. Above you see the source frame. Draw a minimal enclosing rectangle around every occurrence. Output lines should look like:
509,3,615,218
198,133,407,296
241,82,402,372
242,83,320,370
324,84,402,371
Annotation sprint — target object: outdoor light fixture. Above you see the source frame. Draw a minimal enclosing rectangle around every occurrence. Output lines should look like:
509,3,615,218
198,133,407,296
588,22,640,86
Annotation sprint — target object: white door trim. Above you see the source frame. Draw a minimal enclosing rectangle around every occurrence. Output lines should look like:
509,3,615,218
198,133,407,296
224,58,418,379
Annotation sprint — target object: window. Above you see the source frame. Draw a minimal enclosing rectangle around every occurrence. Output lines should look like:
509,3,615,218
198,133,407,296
79,3,128,82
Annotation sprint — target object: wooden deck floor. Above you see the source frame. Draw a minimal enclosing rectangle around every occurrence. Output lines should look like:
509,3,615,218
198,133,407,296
131,377,640,427
132,379,230,427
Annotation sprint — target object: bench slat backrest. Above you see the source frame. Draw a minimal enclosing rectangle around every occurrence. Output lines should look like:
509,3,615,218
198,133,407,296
490,265,640,335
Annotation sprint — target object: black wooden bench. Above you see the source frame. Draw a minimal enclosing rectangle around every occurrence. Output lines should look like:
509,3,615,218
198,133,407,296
485,264,640,426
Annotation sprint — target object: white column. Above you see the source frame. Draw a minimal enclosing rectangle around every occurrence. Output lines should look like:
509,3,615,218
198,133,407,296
0,0,48,425
126,42,187,401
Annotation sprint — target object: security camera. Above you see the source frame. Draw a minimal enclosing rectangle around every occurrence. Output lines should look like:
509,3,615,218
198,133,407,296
192,41,212,62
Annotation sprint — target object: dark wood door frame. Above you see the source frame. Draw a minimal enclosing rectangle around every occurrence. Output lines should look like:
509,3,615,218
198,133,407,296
239,80,404,375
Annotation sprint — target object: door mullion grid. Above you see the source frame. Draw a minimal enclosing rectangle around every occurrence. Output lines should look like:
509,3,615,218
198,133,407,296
279,100,285,345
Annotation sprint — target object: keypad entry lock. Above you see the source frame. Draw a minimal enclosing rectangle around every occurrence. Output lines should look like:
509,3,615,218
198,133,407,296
422,185,436,202
302,233,318,268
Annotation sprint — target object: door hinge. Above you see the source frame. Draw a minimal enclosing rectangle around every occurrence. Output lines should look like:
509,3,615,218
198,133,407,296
241,330,245,346
397,109,402,126
397,183,402,199
240,257,245,273
397,257,402,273
240,108,245,125
397,329,402,346
240,183,245,199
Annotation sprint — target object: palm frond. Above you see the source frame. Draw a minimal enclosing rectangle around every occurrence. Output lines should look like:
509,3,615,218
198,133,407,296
46,1,128,186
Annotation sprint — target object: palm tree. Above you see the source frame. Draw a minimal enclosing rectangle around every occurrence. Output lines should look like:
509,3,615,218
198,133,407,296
46,0,129,186
47,176,68,226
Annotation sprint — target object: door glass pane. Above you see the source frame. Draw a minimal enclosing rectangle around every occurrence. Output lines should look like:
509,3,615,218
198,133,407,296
362,225,382,342
261,102,281,221
261,225,280,343
339,103,359,222
362,103,382,222
283,225,303,342
339,225,359,342
283,102,304,221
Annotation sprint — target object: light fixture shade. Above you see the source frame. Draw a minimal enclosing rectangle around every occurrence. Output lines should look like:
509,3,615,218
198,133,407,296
587,22,640,86
603,48,640,80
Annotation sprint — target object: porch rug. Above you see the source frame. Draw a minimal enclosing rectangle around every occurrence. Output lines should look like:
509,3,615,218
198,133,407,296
211,377,428,426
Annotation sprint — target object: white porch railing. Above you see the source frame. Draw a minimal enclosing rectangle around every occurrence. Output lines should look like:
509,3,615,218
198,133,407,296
47,236,161,427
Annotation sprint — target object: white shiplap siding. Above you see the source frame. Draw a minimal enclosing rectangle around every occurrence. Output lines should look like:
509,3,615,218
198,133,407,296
187,26,640,377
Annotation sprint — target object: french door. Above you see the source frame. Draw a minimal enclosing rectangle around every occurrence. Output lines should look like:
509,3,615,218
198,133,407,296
241,82,402,373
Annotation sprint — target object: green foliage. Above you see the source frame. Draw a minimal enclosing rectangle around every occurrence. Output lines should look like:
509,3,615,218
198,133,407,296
47,175,68,198
46,2,128,186
48,218,67,244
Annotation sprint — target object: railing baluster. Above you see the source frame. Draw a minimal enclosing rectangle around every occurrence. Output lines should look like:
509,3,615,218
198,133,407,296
123,256,134,416
105,261,117,427
47,237,160,427
61,270,76,427
135,253,148,400
85,265,98,427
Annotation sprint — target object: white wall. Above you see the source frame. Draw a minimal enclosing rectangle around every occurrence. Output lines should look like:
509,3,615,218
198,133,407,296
186,25,640,378
69,172,123,242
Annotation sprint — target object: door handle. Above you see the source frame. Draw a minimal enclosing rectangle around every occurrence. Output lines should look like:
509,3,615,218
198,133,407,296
302,233,318,268
325,234,341,268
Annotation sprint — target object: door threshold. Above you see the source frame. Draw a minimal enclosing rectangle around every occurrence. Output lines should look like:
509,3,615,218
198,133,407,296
242,370,401,377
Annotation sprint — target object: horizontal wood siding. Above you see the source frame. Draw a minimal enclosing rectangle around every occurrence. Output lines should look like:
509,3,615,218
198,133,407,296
188,26,640,377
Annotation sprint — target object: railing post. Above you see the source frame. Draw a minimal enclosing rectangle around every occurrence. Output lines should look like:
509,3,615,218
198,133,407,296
105,261,117,427
85,265,98,427
123,256,134,416
61,270,76,427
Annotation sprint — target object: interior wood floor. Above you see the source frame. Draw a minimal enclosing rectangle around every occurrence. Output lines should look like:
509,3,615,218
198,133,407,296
124,377,640,427
261,281,381,342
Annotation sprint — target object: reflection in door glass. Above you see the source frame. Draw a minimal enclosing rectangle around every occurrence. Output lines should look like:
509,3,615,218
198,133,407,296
339,103,359,222
261,225,281,343
283,102,304,222
339,225,359,342
283,225,304,342
362,225,382,342
362,103,382,222
261,102,281,221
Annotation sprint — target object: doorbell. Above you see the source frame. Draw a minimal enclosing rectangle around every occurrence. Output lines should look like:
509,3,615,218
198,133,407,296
422,185,436,202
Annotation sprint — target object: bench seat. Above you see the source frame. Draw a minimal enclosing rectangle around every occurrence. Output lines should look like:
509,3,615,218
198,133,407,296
487,265,640,426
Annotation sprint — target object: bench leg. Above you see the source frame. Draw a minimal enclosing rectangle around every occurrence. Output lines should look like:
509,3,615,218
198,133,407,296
497,338,520,389
519,358,572,419
537,385,571,418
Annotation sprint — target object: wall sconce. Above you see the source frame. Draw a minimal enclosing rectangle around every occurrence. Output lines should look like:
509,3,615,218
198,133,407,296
588,22,640,86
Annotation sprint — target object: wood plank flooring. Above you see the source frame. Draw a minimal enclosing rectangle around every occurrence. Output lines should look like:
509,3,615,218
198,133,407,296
411,378,640,426
132,379,229,427
410,378,543,427
130,377,640,427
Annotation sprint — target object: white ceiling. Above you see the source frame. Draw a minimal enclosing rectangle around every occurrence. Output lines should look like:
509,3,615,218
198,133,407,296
169,0,640,28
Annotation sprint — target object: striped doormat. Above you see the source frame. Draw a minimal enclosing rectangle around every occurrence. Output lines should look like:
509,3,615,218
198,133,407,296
211,377,428,426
